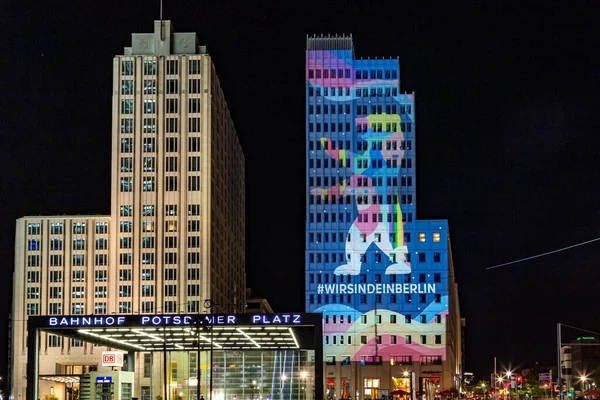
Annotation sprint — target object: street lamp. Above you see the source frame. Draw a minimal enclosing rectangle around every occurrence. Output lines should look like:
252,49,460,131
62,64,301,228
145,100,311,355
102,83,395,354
504,372,512,400
481,384,486,400
580,376,588,392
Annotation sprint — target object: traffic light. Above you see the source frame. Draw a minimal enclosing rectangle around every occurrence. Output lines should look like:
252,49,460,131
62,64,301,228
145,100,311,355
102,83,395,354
517,376,523,388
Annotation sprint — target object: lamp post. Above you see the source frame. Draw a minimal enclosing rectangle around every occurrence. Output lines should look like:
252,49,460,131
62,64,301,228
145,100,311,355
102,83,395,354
402,371,411,399
494,358,497,400
481,384,486,400
300,371,308,400
193,316,206,400
203,299,214,400
497,376,504,400
505,372,512,400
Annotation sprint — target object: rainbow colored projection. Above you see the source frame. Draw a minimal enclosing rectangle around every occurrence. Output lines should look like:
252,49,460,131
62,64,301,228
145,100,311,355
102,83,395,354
305,46,449,365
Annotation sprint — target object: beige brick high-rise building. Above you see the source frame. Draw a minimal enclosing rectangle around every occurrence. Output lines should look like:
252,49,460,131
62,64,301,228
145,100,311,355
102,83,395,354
10,20,245,400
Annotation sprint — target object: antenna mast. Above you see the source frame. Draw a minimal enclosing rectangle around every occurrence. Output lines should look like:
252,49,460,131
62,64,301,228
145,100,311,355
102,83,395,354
159,0,165,41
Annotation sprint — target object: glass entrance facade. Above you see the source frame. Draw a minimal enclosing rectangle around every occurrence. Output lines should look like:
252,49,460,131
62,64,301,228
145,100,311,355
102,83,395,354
158,350,316,400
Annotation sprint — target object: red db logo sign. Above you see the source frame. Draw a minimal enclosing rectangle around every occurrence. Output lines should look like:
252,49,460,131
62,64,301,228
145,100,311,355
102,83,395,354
102,352,124,367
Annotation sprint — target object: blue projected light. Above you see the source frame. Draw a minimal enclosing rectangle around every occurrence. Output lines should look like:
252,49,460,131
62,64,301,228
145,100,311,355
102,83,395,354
305,41,449,363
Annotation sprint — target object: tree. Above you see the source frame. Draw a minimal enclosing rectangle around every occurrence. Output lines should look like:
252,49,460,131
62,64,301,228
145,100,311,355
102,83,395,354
521,363,549,398
474,381,489,396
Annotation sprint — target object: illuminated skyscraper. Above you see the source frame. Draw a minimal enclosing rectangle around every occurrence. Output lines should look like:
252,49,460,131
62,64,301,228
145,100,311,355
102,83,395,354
11,20,245,400
110,20,245,315
305,35,462,398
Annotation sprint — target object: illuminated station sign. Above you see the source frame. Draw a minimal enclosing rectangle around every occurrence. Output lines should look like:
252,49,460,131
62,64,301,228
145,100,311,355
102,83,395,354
47,313,304,328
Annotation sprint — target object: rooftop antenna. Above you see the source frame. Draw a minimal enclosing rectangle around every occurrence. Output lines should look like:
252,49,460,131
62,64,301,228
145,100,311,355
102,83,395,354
159,0,165,41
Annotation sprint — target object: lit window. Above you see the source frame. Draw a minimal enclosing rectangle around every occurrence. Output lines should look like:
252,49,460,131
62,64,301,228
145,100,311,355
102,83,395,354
165,205,177,216
419,232,426,242
143,99,156,114
141,157,155,173
120,221,132,233
121,60,133,76
143,80,156,95
50,223,63,235
364,378,380,398
433,232,441,242
143,60,156,75
143,205,155,216
166,221,177,232
120,205,133,217
121,99,134,114
95,302,107,314
72,222,86,235
143,177,155,192
71,303,85,314
142,221,154,232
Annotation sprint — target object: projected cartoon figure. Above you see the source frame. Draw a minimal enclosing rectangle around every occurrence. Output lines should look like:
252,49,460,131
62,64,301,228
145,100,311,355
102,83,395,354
312,114,410,275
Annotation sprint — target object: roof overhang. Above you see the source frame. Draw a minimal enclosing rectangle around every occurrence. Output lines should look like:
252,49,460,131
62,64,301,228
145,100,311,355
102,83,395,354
28,313,322,352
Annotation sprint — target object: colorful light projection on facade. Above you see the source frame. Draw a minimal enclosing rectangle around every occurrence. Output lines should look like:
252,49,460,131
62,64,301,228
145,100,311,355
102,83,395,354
306,48,448,363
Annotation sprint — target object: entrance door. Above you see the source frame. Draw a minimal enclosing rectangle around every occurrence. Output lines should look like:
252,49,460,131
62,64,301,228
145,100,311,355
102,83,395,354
96,383,113,400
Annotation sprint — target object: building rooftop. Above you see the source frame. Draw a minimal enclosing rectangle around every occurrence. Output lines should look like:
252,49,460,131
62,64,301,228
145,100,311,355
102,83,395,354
124,20,207,56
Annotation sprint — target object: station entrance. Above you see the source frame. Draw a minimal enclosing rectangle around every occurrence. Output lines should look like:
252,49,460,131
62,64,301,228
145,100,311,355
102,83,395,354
27,313,323,400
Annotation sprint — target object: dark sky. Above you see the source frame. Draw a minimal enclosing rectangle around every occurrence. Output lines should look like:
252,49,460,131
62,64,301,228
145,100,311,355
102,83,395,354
2,0,600,381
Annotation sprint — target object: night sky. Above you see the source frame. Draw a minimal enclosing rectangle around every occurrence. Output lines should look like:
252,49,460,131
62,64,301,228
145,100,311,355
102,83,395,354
2,0,600,382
